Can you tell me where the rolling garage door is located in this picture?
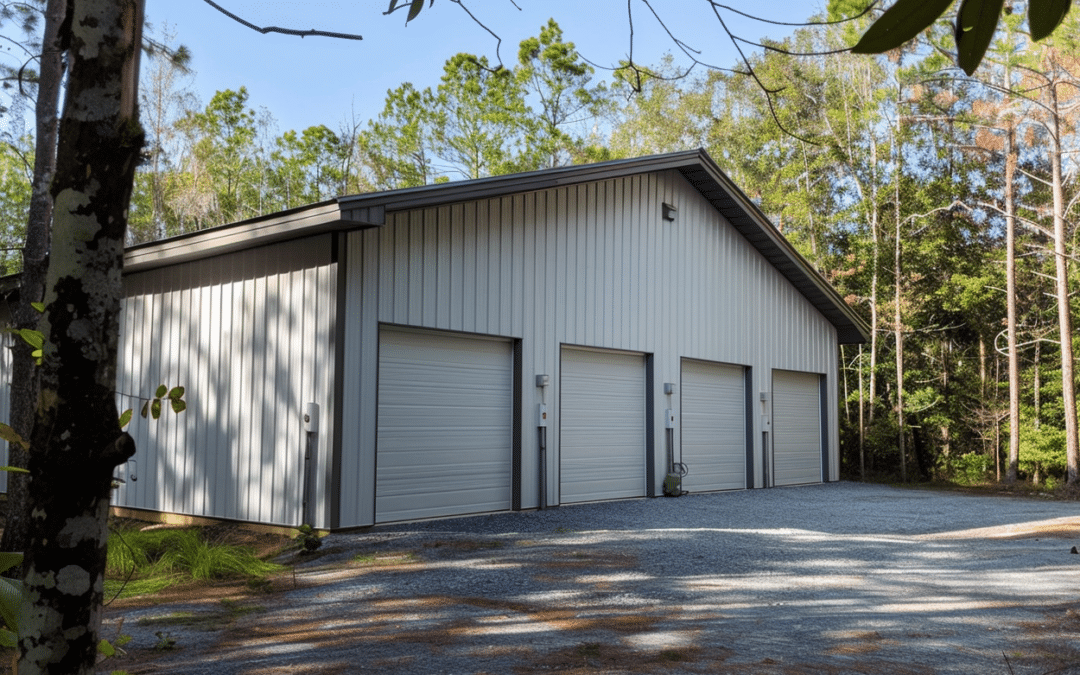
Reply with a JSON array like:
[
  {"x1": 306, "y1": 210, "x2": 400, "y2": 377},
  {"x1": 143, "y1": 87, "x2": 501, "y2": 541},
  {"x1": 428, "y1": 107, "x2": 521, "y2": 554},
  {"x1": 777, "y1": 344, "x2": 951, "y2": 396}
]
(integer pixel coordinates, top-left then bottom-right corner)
[
  {"x1": 560, "y1": 347, "x2": 646, "y2": 503},
  {"x1": 376, "y1": 328, "x2": 513, "y2": 523},
  {"x1": 680, "y1": 359, "x2": 746, "y2": 492},
  {"x1": 772, "y1": 370, "x2": 822, "y2": 486}
]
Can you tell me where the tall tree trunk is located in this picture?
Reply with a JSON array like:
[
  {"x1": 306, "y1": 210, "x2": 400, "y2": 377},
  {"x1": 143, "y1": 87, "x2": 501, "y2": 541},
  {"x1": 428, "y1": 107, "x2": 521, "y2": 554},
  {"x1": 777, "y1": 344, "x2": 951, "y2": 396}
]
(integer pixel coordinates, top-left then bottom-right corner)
[
  {"x1": 19, "y1": 1, "x2": 145, "y2": 673},
  {"x1": 1049, "y1": 84, "x2": 1079, "y2": 484},
  {"x1": 893, "y1": 125, "x2": 906, "y2": 483},
  {"x1": 2, "y1": 0, "x2": 66, "y2": 565},
  {"x1": 1005, "y1": 127, "x2": 1020, "y2": 483},
  {"x1": 869, "y1": 139, "x2": 879, "y2": 423}
]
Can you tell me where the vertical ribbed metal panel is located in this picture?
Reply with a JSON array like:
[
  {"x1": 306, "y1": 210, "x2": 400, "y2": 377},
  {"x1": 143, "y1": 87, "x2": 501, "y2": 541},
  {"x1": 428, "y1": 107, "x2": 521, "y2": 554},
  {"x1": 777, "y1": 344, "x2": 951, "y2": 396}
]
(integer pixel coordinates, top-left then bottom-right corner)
[
  {"x1": 113, "y1": 235, "x2": 336, "y2": 528},
  {"x1": 680, "y1": 359, "x2": 746, "y2": 492},
  {"x1": 772, "y1": 369, "x2": 823, "y2": 486},
  {"x1": 375, "y1": 327, "x2": 513, "y2": 522},
  {"x1": 559, "y1": 347, "x2": 646, "y2": 503},
  {"x1": 339, "y1": 169, "x2": 843, "y2": 527}
]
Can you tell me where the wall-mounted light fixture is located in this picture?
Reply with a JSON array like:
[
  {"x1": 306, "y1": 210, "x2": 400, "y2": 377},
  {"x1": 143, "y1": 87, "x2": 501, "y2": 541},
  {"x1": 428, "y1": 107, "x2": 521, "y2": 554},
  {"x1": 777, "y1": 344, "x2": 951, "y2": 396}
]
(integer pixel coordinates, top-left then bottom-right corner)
[{"x1": 662, "y1": 202, "x2": 677, "y2": 221}]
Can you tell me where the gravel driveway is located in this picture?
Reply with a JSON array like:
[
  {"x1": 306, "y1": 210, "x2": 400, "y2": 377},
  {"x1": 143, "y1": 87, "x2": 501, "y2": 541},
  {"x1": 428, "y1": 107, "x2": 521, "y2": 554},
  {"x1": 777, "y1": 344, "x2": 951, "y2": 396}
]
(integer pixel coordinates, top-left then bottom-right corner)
[{"x1": 106, "y1": 482, "x2": 1080, "y2": 674}]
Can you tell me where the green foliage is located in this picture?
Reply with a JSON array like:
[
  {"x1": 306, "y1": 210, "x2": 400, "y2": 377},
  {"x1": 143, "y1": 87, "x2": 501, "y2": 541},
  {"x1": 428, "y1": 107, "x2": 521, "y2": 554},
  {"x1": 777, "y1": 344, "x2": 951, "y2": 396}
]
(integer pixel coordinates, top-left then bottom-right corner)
[
  {"x1": 0, "y1": 138, "x2": 33, "y2": 275},
  {"x1": 0, "y1": 552, "x2": 23, "y2": 650},
  {"x1": 385, "y1": 0, "x2": 433, "y2": 24},
  {"x1": 946, "y1": 452, "x2": 994, "y2": 484},
  {"x1": 852, "y1": 0, "x2": 1073, "y2": 74},
  {"x1": 1019, "y1": 424, "x2": 1068, "y2": 478},
  {"x1": 106, "y1": 527, "x2": 281, "y2": 598},
  {"x1": 0, "y1": 423, "x2": 28, "y2": 452},
  {"x1": 294, "y1": 524, "x2": 322, "y2": 554},
  {"x1": 140, "y1": 384, "x2": 187, "y2": 420}
]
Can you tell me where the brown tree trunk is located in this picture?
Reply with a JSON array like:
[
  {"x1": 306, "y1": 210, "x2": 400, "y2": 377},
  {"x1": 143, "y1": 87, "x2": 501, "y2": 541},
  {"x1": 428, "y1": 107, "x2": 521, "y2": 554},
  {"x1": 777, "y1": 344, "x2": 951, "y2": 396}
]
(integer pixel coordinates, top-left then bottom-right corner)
[
  {"x1": 1, "y1": 0, "x2": 66, "y2": 566},
  {"x1": 1049, "y1": 84, "x2": 1079, "y2": 484},
  {"x1": 19, "y1": 1, "x2": 145, "y2": 673}
]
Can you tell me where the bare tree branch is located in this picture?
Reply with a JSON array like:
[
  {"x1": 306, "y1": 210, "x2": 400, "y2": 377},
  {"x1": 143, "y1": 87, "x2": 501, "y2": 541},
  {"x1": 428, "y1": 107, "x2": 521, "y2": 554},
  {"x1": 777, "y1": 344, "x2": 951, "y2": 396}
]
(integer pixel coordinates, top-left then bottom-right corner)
[
  {"x1": 201, "y1": 0, "x2": 363, "y2": 40},
  {"x1": 709, "y1": 1, "x2": 881, "y2": 27},
  {"x1": 449, "y1": 0, "x2": 505, "y2": 65}
]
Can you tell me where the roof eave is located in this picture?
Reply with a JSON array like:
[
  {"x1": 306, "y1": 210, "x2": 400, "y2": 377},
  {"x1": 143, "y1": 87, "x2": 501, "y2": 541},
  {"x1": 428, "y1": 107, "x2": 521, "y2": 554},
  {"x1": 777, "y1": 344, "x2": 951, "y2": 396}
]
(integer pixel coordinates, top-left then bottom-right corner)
[
  {"x1": 123, "y1": 200, "x2": 384, "y2": 273},
  {"x1": 675, "y1": 153, "x2": 870, "y2": 345}
]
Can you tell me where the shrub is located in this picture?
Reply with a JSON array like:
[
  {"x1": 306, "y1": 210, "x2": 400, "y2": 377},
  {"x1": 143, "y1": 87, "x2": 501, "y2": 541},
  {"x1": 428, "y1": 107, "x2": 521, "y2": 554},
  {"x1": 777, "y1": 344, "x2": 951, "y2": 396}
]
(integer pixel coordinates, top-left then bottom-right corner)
[
  {"x1": 947, "y1": 452, "x2": 992, "y2": 485},
  {"x1": 107, "y1": 527, "x2": 281, "y2": 588}
]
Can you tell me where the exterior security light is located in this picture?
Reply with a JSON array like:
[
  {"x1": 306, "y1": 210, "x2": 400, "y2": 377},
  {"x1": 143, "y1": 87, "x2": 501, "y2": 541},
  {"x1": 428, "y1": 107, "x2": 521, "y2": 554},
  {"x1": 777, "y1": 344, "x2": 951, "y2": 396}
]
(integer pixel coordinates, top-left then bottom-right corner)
[{"x1": 662, "y1": 202, "x2": 677, "y2": 221}]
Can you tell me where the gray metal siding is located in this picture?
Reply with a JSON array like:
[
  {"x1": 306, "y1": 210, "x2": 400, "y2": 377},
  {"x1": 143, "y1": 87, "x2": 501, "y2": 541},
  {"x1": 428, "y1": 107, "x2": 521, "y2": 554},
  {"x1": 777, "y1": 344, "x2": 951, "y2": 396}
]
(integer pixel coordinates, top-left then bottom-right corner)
[
  {"x1": 114, "y1": 236, "x2": 337, "y2": 528},
  {"x1": 340, "y1": 170, "x2": 840, "y2": 527}
]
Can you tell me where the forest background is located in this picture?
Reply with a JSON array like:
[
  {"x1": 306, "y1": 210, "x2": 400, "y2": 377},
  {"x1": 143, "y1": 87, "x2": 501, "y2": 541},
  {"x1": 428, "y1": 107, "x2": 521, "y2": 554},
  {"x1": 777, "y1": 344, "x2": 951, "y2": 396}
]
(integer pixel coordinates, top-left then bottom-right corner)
[{"x1": 1, "y1": 1, "x2": 1077, "y2": 489}]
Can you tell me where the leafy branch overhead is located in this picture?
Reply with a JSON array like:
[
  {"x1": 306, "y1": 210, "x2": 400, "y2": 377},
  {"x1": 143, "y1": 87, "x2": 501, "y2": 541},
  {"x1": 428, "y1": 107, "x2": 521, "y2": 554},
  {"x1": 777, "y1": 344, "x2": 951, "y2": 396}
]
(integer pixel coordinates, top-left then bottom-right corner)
[{"x1": 851, "y1": 0, "x2": 1072, "y2": 74}]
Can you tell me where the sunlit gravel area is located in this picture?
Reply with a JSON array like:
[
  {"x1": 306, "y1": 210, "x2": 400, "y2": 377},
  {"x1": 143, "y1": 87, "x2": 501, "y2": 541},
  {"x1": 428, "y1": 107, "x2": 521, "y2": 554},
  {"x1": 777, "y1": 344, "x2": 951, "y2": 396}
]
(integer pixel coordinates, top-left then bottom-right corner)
[{"x1": 106, "y1": 482, "x2": 1080, "y2": 674}]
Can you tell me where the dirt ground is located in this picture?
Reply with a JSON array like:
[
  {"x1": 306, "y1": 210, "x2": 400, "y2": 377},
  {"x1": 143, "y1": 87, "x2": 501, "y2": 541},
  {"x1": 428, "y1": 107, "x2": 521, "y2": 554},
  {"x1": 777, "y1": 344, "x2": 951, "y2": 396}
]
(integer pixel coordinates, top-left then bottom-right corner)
[{"x1": 91, "y1": 484, "x2": 1080, "y2": 675}]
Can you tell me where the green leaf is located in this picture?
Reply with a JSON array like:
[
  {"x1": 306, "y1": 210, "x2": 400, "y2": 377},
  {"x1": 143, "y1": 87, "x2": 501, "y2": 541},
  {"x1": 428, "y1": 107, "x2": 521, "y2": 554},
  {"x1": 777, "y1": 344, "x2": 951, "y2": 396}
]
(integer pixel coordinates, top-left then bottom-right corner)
[
  {"x1": 0, "y1": 423, "x2": 29, "y2": 451},
  {"x1": 141, "y1": 402, "x2": 149, "y2": 419},
  {"x1": 406, "y1": 0, "x2": 425, "y2": 22},
  {"x1": 0, "y1": 575, "x2": 23, "y2": 632},
  {"x1": 852, "y1": 0, "x2": 957, "y2": 53},
  {"x1": 151, "y1": 399, "x2": 162, "y2": 420},
  {"x1": 30, "y1": 302, "x2": 45, "y2": 313},
  {"x1": 119, "y1": 409, "x2": 133, "y2": 429},
  {"x1": 0, "y1": 467, "x2": 29, "y2": 474},
  {"x1": 17, "y1": 328, "x2": 43, "y2": 350},
  {"x1": 1030, "y1": 0, "x2": 1072, "y2": 40},
  {"x1": 98, "y1": 638, "x2": 116, "y2": 657},
  {"x1": 155, "y1": 384, "x2": 168, "y2": 399},
  {"x1": 170, "y1": 399, "x2": 187, "y2": 414},
  {"x1": 955, "y1": 0, "x2": 1005, "y2": 75},
  {"x1": 167, "y1": 386, "x2": 185, "y2": 401},
  {"x1": 0, "y1": 553, "x2": 23, "y2": 576},
  {"x1": 0, "y1": 628, "x2": 15, "y2": 649}
]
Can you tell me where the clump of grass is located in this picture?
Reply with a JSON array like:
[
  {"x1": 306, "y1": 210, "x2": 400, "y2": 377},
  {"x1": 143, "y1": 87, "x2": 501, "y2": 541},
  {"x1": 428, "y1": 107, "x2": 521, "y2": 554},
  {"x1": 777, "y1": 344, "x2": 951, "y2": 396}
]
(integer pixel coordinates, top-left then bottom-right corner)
[
  {"x1": 352, "y1": 551, "x2": 419, "y2": 567},
  {"x1": 106, "y1": 527, "x2": 281, "y2": 598}
]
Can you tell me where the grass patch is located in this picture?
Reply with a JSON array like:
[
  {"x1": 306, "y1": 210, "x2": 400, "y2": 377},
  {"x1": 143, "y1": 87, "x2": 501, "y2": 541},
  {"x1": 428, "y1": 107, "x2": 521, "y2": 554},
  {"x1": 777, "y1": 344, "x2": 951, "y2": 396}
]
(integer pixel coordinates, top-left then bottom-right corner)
[
  {"x1": 352, "y1": 551, "x2": 420, "y2": 567},
  {"x1": 106, "y1": 526, "x2": 282, "y2": 598}
]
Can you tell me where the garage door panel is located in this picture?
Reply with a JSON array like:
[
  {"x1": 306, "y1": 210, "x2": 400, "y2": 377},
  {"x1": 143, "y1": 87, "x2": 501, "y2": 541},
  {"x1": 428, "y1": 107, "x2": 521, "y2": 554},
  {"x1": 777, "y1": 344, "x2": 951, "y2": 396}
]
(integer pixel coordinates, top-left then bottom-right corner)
[
  {"x1": 680, "y1": 360, "x2": 746, "y2": 492},
  {"x1": 560, "y1": 348, "x2": 646, "y2": 504},
  {"x1": 773, "y1": 370, "x2": 822, "y2": 486},
  {"x1": 376, "y1": 328, "x2": 513, "y2": 523}
]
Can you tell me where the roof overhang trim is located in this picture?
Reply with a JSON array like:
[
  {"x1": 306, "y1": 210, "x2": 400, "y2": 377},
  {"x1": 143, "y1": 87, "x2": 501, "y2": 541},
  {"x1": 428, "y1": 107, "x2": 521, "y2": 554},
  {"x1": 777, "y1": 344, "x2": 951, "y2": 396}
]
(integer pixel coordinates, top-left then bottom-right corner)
[{"x1": 122, "y1": 201, "x2": 383, "y2": 273}]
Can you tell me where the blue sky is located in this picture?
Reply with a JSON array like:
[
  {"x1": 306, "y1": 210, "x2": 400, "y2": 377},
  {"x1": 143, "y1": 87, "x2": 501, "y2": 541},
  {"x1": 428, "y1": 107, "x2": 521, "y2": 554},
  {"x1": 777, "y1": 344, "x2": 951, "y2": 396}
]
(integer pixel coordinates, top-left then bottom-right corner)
[{"x1": 143, "y1": 1, "x2": 826, "y2": 135}]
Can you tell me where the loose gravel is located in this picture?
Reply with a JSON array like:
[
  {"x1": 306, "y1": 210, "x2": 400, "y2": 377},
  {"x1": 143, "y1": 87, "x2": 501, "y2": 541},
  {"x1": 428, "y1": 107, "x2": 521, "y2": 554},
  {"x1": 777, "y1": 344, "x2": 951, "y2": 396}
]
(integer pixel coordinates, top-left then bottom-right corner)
[{"x1": 105, "y1": 482, "x2": 1080, "y2": 674}]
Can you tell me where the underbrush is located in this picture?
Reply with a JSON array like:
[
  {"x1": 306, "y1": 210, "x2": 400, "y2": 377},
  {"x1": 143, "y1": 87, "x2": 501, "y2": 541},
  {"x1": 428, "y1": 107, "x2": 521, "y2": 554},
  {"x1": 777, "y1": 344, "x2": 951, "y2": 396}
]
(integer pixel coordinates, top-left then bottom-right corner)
[{"x1": 106, "y1": 527, "x2": 283, "y2": 599}]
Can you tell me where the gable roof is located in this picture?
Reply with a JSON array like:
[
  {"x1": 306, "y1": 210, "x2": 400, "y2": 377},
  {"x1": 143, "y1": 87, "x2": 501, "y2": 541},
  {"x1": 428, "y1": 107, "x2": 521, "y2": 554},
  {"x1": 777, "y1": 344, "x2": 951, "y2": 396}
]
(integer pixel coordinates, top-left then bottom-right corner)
[{"x1": 122, "y1": 148, "x2": 869, "y2": 343}]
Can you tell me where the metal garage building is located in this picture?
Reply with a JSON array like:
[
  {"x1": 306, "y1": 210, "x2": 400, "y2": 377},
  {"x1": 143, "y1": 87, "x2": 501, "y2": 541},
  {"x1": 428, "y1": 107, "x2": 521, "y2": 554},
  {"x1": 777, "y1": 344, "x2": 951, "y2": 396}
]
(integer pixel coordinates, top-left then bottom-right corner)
[{"x1": 0, "y1": 149, "x2": 868, "y2": 529}]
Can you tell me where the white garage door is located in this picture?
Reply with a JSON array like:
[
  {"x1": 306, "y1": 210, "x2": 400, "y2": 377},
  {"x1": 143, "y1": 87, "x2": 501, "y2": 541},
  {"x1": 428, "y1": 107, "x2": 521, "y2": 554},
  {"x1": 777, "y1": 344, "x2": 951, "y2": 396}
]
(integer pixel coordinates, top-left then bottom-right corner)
[
  {"x1": 376, "y1": 328, "x2": 513, "y2": 523},
  {"x1": 772, "y1": 370, "x2": 822, "y2": 486},
  {"x1": 680, "y1": 359, "x2": 746, "y2": 492},
  {"x1": 560, "y1": 347, "x2": 646, "y2": 503}
]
